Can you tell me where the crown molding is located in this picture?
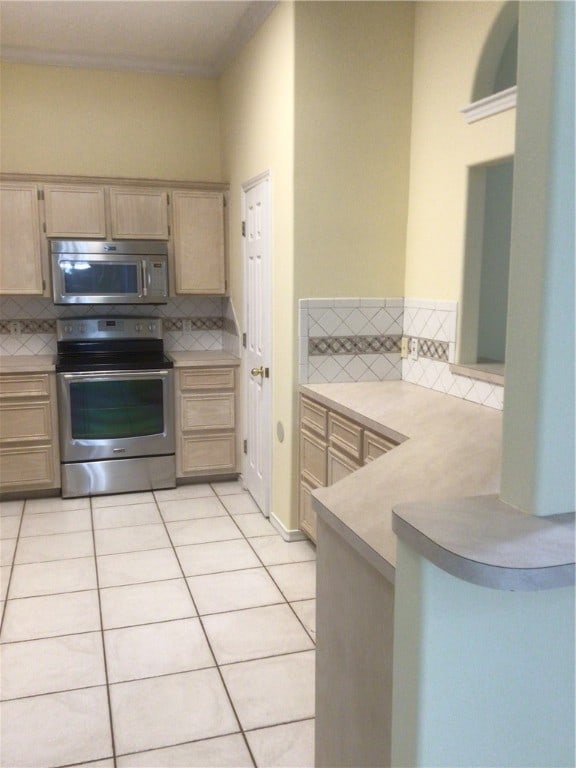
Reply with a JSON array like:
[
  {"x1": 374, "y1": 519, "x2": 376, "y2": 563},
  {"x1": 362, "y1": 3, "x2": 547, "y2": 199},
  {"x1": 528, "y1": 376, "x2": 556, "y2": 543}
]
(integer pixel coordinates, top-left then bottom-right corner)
[
  {"x1": 0, "y1": 47, "x2": 220, "y2": 78},
  {"x1": 460, "y1": 86, "x2": 517, "y2": 124}
]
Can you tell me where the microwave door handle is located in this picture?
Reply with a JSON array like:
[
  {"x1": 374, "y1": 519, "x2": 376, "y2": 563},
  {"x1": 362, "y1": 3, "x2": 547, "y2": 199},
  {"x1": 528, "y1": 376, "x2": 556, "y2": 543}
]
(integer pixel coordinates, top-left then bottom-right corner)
[{"x1": 141, "y1": 260, "x2": 148, "y2": 297}]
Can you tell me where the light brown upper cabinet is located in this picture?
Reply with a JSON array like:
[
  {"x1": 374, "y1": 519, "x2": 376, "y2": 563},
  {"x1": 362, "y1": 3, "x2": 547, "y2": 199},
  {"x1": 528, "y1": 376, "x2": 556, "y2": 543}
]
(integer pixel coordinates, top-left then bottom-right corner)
[
  {"x1": 43, "y1": 183, "x2": 107, "y2": 238},
  {"x1": 109, "y1": 187, "x2": 169, "y2": 239},
  {"x1": 0, "y1": 182, "x2": 45, "y2": 295},
  {"x1": 1, "y1": 174, "x2": 228, "y2": 297},
  {"x1": 172, "y1": 191, "x2": 226, "y2": 295},
  {"x1": 44, "y1": 184, "x2": 170, "y2": 240}
]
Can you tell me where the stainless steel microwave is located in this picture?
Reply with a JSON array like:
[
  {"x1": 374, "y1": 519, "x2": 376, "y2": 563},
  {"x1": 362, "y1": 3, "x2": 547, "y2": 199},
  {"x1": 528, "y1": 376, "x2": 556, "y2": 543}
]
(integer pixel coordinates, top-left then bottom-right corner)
[{"x1": 51, "y1": 240, "x2": 169, "y2": 305}]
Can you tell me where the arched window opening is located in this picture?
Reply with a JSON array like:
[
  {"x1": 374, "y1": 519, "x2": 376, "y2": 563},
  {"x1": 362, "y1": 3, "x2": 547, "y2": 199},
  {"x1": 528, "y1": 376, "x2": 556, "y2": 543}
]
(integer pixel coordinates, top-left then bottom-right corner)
[{"x1": 472, "y1": 2, "x2": 518, "y2": 102}]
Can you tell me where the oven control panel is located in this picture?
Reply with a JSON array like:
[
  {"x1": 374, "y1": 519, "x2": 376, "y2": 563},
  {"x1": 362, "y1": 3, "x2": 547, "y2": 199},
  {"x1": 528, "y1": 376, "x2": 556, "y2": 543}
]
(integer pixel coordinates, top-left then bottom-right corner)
[{"x1": 57, "y1": 317, "x2": 163, "y2": 341}]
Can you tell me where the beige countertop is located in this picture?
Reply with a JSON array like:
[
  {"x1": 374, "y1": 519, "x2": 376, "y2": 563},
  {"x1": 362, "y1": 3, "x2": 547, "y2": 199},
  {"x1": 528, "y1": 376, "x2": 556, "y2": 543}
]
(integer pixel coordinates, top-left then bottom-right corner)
[
  {"x1": 393, "y1": 495, "x2": 575, "y2": 591},
  {"x1": 304, "y1": 381, "x2": 502, "y2": 584},
  {"x1": 168, "y1": 351, "x2": 240, "y2": 367},
  {"x1": 0, "y1": 355, "x2": 56, "y2": 373},
  {"x1": 306, "y1": 381, "x2": 574, "y2": 590}
]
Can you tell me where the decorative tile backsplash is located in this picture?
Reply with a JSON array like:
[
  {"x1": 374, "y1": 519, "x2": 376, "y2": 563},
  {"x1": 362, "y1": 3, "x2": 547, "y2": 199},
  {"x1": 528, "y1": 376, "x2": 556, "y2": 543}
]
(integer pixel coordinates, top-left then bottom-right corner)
[
  {"x1": 401, "y1": 299, "x2": 504, "y2": 410},
  {"x1": 299, "y1": 298, "x2": 404, "y2": 384},
  {"x1": 0, "y1": 295, "x2": 236, "y2": 355},
  {"x1": 299, "y1": 297, "x2": 504, "y2": 410},
  {"x1": 2, "y1": 292, "x2": 503, "y2": 410}
]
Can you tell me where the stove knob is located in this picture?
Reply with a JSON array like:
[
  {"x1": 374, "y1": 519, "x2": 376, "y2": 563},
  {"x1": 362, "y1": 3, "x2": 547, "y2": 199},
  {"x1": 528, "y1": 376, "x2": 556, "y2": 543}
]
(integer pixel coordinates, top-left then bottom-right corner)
[
  {"x1": 64, "y1": 323, "x2": 73, "y2": 335},
  {"x1": 148, "y1": 323, "x2": 155, "y2": 333},
  {"x1": 79, "y1": 323, "x2": 86, "y2": 333},
  {"x1": 135, "y1": 323, "x2": 142, "y2": 332}
]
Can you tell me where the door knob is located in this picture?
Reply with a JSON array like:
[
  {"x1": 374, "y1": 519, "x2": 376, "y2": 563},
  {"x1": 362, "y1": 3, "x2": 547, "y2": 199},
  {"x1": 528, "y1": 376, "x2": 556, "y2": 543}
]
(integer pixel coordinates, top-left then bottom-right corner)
[{"x1": 251, "y1": 366, "x2": 264, "y2": 377}]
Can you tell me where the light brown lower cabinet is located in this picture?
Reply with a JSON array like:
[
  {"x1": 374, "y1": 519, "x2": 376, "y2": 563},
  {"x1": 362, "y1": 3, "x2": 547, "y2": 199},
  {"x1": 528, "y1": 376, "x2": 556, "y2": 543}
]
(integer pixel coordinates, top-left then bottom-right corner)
[
  {"x1": 299, "y1": 478, "x2": 321, "y2": 541},
  {"x1": 0, "y1": 372, "x2": 60, "y2": 493},
  {"x1": 327, "y1": 447, "x2": 362, "y2": 485},
  {"x1": 298, "y1": 394, "x2": 398, "y2": 541},
  {"x1": 176, "y1": 366, "x2": 237, "y2": 479}
]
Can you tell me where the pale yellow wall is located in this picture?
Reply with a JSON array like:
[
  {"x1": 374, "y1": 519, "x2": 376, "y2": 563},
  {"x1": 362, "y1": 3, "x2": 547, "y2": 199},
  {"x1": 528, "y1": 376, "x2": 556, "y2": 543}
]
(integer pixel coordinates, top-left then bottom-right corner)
[
  {"x1": 219, "y1": 2, "x2": 296, "y2": 530},
  {"x1": 0, "y1": 62, "x2": 222, "y2": 181},
  {"x1": 404, "y1": 1, "x2": 515, "y2": 301},
  {"x1": 294, "y1": 1, "x2": 414, "y2": 299}
]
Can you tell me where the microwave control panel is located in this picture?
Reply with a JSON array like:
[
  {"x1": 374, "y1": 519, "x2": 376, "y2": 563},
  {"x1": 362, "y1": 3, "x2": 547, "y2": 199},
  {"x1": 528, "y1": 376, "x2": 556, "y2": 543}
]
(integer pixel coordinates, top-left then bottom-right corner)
[{"x1": 148, "y1": 260, "x2": 168, "y2": 296}]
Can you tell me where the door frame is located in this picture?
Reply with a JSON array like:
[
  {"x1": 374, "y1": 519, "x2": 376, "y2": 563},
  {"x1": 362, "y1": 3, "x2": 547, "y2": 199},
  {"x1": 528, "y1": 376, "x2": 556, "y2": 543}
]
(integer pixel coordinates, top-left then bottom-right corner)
[{"x1": 241, "y1": 170, "x2": 272, "y2": 516}]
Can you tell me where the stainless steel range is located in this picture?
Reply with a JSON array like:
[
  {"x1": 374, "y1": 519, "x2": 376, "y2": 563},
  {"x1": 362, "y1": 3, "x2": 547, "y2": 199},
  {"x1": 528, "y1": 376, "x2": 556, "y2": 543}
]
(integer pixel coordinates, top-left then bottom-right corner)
[{"x1": 56, "y1": 316, "x2": 175, "y2": 498}]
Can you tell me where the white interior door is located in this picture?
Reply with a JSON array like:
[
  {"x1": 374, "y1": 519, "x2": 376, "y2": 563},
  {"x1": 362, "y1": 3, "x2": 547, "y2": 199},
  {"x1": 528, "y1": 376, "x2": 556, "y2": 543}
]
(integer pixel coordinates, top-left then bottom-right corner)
[{"x1": 242, "y1": 173, "x2": 272, "y2": 516}]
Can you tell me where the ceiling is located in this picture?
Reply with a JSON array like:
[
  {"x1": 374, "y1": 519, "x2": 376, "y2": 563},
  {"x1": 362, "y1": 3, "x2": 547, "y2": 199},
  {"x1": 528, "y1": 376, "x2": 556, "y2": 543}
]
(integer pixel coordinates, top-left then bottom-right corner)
[{"x1": 0, "y1": 1, "x2": 278, "y2": 78}]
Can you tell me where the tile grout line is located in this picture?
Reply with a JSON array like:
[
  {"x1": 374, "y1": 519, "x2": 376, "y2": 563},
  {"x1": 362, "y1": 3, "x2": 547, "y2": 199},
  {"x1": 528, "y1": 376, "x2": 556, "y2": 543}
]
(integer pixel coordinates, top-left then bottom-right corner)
[
  {"x1": 206, "y1": 487, "x2": 317, "y2": 752},
  {"x1": 194, "y1": 486, "x2": 317, "y2": 644},
  {"x1": 236, "y1": 509, "x2": 317, "y2": 646},
  {"x1": 89, "y1": 496, "x2": 119, "y2": 768},
  {"x1": 0, "y1": 500, "x2": 26, "y2": 638},
  {"x1": 0, "y1": 488, "x2": 316, "y2": 764},
  {"x1": 153, "y1": 486, "x2": 259, "y2": 768}
]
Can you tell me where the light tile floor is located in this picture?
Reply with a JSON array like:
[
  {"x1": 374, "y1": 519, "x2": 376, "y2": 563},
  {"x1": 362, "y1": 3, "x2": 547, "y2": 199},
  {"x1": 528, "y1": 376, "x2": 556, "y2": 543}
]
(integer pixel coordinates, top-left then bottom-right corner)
[{"x1": 0, "y1": 482, "x2": 317, "y2": 768}]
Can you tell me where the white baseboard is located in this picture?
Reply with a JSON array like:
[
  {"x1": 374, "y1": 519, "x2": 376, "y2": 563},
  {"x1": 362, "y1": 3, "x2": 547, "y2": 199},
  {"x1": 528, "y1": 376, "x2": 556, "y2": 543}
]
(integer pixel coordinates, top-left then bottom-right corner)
[{"x1": 269, "y1": 512, "x2": 308, "y2": 542}]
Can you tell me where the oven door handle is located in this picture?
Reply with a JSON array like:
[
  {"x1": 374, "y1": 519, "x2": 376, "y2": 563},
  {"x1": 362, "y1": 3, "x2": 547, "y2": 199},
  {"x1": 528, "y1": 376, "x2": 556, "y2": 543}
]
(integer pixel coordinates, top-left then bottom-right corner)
[
  {"x1": 59, "y1": 370, "x2": 172, "y2": 382},
  {"x1": 141, "y1": 260, "x2": 148, "y2": 297}
]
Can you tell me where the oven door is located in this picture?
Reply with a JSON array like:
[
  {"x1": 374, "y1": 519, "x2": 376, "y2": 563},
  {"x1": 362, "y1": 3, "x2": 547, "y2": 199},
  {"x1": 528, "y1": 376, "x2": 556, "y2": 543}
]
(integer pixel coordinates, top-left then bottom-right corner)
[{"x1": 58, "y1": 369, "x2": 174, "y2": 462}]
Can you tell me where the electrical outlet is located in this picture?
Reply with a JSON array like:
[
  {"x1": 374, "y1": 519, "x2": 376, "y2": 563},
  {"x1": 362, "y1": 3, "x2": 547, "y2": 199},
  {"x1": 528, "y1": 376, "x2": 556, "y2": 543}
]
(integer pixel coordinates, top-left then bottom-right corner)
[
  {"x1": 409, "y1": 337, "x2": 419, "y2": 360},
  {"x1": 400, "y1": 336, "x2": 409, "y2": 358},
  {"x1": 7, "y1": 321, "x2": 21, "y2": 336}
]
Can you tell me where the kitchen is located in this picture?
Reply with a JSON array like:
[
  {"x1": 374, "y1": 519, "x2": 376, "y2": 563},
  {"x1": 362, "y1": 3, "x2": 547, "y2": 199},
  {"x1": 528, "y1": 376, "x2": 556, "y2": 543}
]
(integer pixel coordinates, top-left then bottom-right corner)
[{"x1": 1, "y1": 1, "x2": 574, "y2": 767}]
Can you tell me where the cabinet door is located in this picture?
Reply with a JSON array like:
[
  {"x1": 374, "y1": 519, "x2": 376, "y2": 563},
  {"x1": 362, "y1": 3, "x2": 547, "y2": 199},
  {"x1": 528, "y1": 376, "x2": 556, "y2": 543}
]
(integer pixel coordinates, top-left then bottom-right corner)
[
  {"x1": 328, "y1": 412, "x2": 363, "y2": 461},
  {"x1": 44, "y1": 184, "x2": 107, "y2": 238},
  {"x1": 300, "y1": 429, "x2": 328, "y2": 487},
  {"x1": 0, "y1": 401, "x2": 52, "y2": 442},
  {"x1": 180, "y1": 393, "x2": 235, "y2": 431},
  {"x1": 0, "y1": 182, "x2": 44, "y2": 295},
  {"x1": 363, "y1": 430, "x2": 397, "y2": 463},
  {"x1": 301, "y1": 397, "x2": 328, "y2": 439},
  {"x1": 0, "y1": 444, "x2": 55, "y2": 489},
  {"x1": 110, "y1": 187, "x2": 169, "y2": 239},
  {"x1": 180, "y1": 433, "x2": 235, "y2": 475},
  {"x1": 299, "y1": 479, "x2": 318, "y2": 542},
  {"x1": 172, "y1": 191, "x2": 225, "y2": 295},
  {"x1": 179, "y1": 367, "x2": 234, "y2": 391},
  {"x1": 0, "y1": 373, "x2": 50, "y2": 398},
  {"x1": 327, "y1": 447, "x2": 362, "y2": 485}
]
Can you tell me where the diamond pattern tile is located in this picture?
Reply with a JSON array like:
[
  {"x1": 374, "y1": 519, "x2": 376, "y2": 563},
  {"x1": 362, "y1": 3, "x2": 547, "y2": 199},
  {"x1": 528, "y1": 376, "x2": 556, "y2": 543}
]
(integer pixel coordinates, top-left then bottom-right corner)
[
  {"x1": 300, "y1": 298, "x2": 405, "y2": 385},
  {"x1": 0, "y1": 295, "x2": 229, "y2": 357}
]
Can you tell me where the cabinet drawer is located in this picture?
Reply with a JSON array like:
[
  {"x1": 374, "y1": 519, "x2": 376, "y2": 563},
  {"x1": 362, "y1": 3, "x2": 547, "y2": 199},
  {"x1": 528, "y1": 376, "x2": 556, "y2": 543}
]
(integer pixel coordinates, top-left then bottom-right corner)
[
  {"x1": 363, "y1": 430, "x2": 397, "y2": 463},
  {"x1": 299, "y1": 478, "x2": 319, "y2": 542},
  {"x1": 301, "y1": 397, "x2": 328, "y2": 438},
  {"x1": 328, "y1": 412, "x2": 362, "y2": 461},
  {"x1": 0, "y1": 444, "x2": 55, "y2": 488},
  {"x1": 300, "y1": 429, "x2": 327, "y2": 487},
  {"x1": 179, "y1": 368, "x2": 235, "y2": 391},
  {"x1": 180, "y1": 433, "x2": 235, "y2": 475},
  {"x1": 0, "y1": 374, "x2": 50, "y2": 399},
  {"x1": 0, "y1": 401, "x2": 52, "y2": 442},
  {"x1": 180, "y1": 393, "x2": 235, "y2": 431},
  {"x1": 327, "y1": 447, "x2": 362, "y2": 485}
]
